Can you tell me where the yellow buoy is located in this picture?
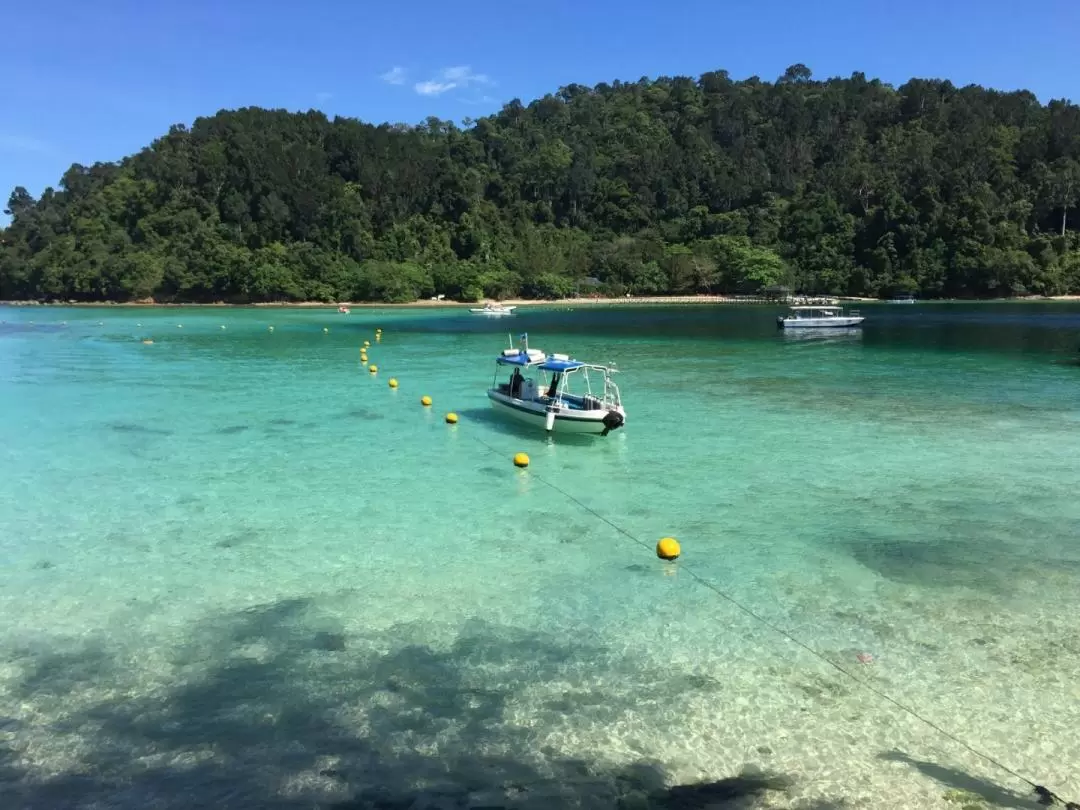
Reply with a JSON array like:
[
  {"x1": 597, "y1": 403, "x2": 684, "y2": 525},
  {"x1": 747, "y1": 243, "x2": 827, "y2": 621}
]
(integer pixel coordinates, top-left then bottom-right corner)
[
  {"x1": 513, "y1": 452, "x2": 530, "y2": 469},
  {"x1": 220, "y1": 325, "x2": 226, "y2": 330},
  {"x1": 323, "y1": 327, "x2": 329, "y2": 333},
  {"x1": 389, "y1": 378, "x2": 398, "y2": 388},
  {"x1": 376, "y1": 328, "x2": 382, "y2": 333},
  {"x1": 421, "y1": 395, "x2": 432, "y2": 407},
  {"x1": 656, "y1": 537, "x2": 681, "y2": 561},
  {"x1": 445, "y1": 412, "x2": 458, "y2": 424},
  {"x1": 368, "y1": 364, "x2": 378, "y2": 373},
  {"x1": 268, "y1": 326, "x2": 274, "y2": 332},
  {"x1": 141, "y1": 339, "x2": 154, "y2": 345},
  {"x1": 363, "y1": 340, "x2": 370, "y2": 348}
]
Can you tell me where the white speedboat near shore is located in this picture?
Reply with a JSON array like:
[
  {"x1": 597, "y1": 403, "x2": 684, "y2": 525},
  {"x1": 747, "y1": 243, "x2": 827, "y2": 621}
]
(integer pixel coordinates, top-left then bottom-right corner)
[
  {"x1": 470, "y1": 303, "x2": 517, "y2": 315},
  {"x1": 777, "y1": 305, "x2": 864, "y2": 329},
  {"x1": 487, "y1": 334, "x2": 625, "y2": 436}
]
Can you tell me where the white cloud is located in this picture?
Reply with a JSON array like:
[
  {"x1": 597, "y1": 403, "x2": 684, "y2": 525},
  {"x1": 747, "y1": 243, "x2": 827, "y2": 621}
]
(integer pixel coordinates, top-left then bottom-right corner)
[
  {"x1": 440, "y1": 65, "x2": 490, "y2": 86},
  {"x1": 415, "y1": 80, "x2": 456, "y2": 96},
  {"x1": 0, "y1": 134, "x2": 49, "y2": 153},
  {"x1": 413, "y1": 66, "x2": 492, "y2": 96},
  {"x1": 380, "y1": 66, "x2": 407, "y2": 85}
]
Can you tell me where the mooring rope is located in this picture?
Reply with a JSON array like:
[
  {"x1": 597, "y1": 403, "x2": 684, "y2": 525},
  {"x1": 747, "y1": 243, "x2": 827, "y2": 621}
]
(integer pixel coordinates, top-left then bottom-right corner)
[{"x1": 465, "y1": 431, "x2": 1076, "y2": 809}]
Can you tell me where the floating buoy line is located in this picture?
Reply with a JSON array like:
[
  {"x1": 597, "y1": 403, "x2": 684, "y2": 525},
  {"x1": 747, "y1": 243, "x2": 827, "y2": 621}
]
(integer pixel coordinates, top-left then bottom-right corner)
[{"x1": 357, "y1": 324, "x2": 1074, "y2": 810}]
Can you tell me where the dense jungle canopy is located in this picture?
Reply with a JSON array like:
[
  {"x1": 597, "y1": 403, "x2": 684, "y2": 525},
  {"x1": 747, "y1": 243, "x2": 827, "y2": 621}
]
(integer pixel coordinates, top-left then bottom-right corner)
[{"x1": 2, "y1": 64, "x2": 1079, "y2": 303}]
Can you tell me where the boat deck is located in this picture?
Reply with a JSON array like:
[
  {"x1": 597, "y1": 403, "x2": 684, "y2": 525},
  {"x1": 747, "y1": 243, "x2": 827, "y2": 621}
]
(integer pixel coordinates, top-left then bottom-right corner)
[{"x1": 494, "y1": 385, "x2": 602, "y2": 412}]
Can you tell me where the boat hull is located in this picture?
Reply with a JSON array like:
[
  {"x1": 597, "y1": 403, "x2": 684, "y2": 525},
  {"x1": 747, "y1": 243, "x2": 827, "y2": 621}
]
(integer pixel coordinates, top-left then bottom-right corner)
[
  {"x1": 486, "y1": 390, "x2": 623, "y2": 435},
  {"x1": 778, "y1": 316, "x2": 865, "y2": 328}
]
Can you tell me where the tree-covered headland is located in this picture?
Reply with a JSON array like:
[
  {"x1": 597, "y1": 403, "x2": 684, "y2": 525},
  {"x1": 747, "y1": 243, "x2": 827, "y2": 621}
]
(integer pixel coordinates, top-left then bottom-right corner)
[{"x1": 3, "y1": 65, "x2": 1079, "y2": 303}]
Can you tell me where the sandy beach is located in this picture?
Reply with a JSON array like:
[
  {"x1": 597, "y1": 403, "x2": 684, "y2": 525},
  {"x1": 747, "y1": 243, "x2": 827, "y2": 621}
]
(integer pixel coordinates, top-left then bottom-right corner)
[
  {"x1": 7, "y1": 293, "x2": 1078, "y2": 308},
  {"x1": 0, "y1": 295, "x2": 791, "y2": 308}
]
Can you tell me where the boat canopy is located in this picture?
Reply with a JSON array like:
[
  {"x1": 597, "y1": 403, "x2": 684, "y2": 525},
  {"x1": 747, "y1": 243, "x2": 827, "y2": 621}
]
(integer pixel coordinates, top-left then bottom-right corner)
[
  {"x1": 790, "y1": 305, "x2": 842, "y2": 311},
  {"x1": 496, "y1": 349, "x2": 546, "y2": 367},
  {"x1": 540, "y1": 357, "x2": 586, "y2": 372}
]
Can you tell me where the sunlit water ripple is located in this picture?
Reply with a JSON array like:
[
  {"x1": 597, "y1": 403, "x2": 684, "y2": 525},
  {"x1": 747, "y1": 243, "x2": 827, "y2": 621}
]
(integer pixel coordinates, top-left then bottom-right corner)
[{"x1": 0, "y1": 303, "x2": 1077, "y2": 809}]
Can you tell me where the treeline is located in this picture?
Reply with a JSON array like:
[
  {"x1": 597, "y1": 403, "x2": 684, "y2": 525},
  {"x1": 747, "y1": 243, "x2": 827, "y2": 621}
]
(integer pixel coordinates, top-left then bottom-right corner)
[{"x1": 2, "y1": 64, "x2": 1080, "y2": 303}]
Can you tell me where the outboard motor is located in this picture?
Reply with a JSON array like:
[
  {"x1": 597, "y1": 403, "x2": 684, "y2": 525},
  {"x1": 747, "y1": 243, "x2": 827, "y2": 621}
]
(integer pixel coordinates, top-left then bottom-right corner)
[{"x1": 600, "y1": 410, "x2": 625, "y2": 436}]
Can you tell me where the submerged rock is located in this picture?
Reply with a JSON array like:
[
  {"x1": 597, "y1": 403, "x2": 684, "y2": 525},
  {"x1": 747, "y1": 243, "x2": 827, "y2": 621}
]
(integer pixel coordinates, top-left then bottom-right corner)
[{"x1": 313, "y1": 631, "x2": 347, "y2": 651}]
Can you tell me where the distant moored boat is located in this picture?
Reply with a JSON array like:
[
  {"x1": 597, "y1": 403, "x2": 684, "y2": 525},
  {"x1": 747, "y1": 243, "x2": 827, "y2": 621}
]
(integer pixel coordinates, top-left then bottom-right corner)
[
  {"x1": 470, "y1": 303, "x2": 517, "y2": 316},
  {"x1": 777, "y1": 305, "x2": 865, "y2": 329}
]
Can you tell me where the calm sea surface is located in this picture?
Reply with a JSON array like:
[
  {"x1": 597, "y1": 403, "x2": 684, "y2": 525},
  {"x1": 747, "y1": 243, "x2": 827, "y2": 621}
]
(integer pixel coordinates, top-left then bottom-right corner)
[{"x1": 1, "y1": 303, "x2": 1078, "y2": 809}]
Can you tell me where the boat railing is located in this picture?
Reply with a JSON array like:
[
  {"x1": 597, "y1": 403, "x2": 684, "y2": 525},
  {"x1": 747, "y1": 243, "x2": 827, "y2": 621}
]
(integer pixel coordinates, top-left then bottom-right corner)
[
  {"x1": 602, "y1": 377, "x2": 622, "y2": 409},
  {"x1": 785, "y1": 307, "x2": 857, "y2": 318}
]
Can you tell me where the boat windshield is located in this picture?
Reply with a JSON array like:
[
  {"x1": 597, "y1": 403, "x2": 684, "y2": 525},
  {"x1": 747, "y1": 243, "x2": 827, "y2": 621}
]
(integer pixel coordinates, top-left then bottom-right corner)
[
  {"x1": 787, "y1": 306, "x2": 843, "y2": 316},
  {"x1": 491, "y1": 361, "x2": 621, "y2": 409},
  {"x1": 540, "y1": 365, "x2": 620, "y2": 408}
]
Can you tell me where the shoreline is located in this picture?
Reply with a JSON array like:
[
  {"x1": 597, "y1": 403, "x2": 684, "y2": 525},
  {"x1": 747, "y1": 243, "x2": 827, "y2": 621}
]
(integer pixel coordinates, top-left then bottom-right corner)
[{"x1": 3, "y1": 293, "x2": 1080, "y2": 309}]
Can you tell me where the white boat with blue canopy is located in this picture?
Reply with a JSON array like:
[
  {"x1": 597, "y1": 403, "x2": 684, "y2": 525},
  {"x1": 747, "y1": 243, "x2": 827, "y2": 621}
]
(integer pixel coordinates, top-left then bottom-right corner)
[
  {"x1": 487, "y1": 334, "x2": 626, "y2": 436},
  {"x1": 777, "y1": 305, "x2": 864, "y2": 329}
]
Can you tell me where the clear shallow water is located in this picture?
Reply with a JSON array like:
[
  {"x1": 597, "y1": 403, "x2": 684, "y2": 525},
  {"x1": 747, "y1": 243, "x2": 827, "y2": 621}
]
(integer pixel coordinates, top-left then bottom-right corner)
[{"x1": 1, "y1": 303, "x2": 1078, "y2": 809}]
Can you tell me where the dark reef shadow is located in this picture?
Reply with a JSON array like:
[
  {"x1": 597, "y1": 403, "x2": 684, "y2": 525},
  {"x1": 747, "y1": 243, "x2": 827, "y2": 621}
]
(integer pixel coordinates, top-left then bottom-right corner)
[
  {"x1": 846, "y1": 533, "x2": 1015, "y2": 593},
  {"x1": 342, "y1": 408, "x2": 385, "y2": 421},
  {"x1": 878, "y1": 751, "x2": 1043, "y2": 809},
  {"x1": 107, "y1": 422, "x2": 173, "y2": 437},
  {"x1": 214, "y1": 527, "x2": 260, "y2": 549},
  {"x1": 0, "y1": 597, "x2": 811, "y2": 809}
]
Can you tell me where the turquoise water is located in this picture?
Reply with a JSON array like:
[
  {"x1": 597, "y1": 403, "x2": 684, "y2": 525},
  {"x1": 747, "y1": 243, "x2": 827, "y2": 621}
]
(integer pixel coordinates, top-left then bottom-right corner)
[{"x1": 1, "y1": 303, "x2": 1078, "y2": 809}]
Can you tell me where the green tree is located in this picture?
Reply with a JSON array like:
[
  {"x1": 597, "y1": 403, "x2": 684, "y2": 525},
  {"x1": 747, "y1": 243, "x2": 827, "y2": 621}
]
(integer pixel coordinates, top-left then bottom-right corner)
[{"x1": 3, "y1": 67, "x2": 1080, "y2": 302}]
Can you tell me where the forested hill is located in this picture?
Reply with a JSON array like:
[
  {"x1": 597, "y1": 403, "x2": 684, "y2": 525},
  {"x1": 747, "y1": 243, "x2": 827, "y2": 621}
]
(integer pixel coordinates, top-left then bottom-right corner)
[{"x1": 3, "y1": 65, "x2": 1080, "y2": 303}]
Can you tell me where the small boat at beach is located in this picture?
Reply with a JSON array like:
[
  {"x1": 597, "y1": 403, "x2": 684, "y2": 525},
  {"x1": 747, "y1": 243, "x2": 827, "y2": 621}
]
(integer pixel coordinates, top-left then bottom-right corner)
[
  {"x1": 338, "y1": 306, "x2": 350, "y2": 314},
  {"x1": 470, "y1": 303, "x2": 517, "y2": 315},
  {"x1": 777, "y1": 305, "x2": 864, "y2": 329},
  {"x1": 887, "y1": 293, "x2": 916, "y2": 304},
  {"x1": 487, "y1": 334, "x2": 625, "y2": 436}
]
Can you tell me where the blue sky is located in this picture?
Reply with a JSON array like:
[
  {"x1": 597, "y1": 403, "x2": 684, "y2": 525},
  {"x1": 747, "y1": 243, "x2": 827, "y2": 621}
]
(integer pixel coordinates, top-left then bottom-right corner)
[{"x1": 2, "y1": 0, "x2": 1078, "y2": 211}]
